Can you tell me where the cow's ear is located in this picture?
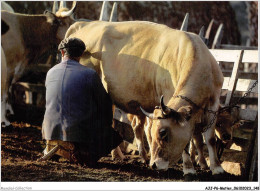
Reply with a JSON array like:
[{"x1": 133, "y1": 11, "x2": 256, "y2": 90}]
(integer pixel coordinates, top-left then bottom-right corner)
[
  {"x1": 178, "y1": 106, "x2": 192, "y2": 121},
  {"x1": 45, "y1": 11, "x2": 57, "y2": 24}
]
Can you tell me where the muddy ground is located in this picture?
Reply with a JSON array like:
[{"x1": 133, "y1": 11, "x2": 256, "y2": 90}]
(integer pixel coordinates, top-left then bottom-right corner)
[{"x1": 1, "y1": 111, "x2": 246, "y2": 182}]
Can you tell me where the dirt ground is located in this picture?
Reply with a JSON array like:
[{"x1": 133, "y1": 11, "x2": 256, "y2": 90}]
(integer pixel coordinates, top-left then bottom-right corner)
[{"x1": 1, "y1": 115, "x2": 246, "y2": 182}]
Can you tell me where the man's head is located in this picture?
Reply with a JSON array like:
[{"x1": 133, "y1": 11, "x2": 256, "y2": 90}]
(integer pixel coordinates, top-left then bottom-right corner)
[{"x1": 58, "y1": 37, "x2": 86, "y2": 59}]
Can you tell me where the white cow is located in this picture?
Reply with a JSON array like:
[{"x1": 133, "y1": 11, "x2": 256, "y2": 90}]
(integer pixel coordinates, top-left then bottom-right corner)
[{"x1": 64, "y1": 20, "x2": 224, "y2": 176}]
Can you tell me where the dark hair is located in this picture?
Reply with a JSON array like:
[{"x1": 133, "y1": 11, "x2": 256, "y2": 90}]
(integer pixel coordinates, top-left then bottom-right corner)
[{"x1": 58, "y1": 37, "x2": 86, "y2": 57}]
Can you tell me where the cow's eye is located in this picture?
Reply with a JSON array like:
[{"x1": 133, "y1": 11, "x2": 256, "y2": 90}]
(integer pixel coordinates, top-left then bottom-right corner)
[{"x1": 159, "y1": 129, "x2": 168, "y2": 141}]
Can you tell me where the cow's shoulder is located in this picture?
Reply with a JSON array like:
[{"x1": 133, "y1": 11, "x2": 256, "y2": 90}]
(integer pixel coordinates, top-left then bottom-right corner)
[{"x1": 65, "y1": 21, "x2": 90, "y2": 38}]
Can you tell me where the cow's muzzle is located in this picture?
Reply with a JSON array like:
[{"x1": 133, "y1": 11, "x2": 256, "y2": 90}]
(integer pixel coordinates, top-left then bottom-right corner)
[{"x1": 150, "y1": 158, "x2": 169, "y2": 171}]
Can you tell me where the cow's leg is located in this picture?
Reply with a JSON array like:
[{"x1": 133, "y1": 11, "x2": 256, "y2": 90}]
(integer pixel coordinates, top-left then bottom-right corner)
[
  {"x1": 144, "y1": 117, "x2": 152, "y2": 154},
  {"x1": 132, "y1": 115, "x2": 148, "y2": 163},
  {"x1": 7, "y1": 86, "x2": 14, "y2": 115},
  {"x1": 192, "y1": 133, "x2": 208, "y2": 169},
  {"x1": 182, "y1": 143, "x2": 196, "y2": 176},
  {"x1": 189, "y1": 139, "x2": 196, "y2": 166},
  {"x1": 111, "y1": 105, "x2": 126, "y2": 161},
  {"x1": 203, "y1": 105, "x2": 224, "y2": 175},
  {"x1": 1, "y1": 93, "x2": 11, "y2": 127},
  {"x1": 5, "y1": 100, "x2": 14, "y2": 115},
  {"x1": 111, "y1": 145, "x2": 126, "y2": 160}
]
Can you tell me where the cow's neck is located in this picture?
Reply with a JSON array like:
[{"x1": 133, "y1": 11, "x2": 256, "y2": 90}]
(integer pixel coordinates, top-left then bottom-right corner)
[
  {"x1": 18, "y1": 14, "x2": 57, "y2": 64},
  {"x1": 167, "y1": 96, "x2": 190, "y2": 111},
  {"x1": 168, "y1": 94, "x2": 206, "y2": 112}
]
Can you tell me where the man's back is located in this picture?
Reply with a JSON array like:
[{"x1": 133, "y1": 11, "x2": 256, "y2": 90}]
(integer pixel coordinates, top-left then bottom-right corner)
[{"x1": 42, "y1": 59, "x2": 113, "y2": 143}]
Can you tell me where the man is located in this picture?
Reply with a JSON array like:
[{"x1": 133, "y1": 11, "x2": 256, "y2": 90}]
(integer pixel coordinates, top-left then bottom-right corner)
[{"x1": 42, "y1": 37, "x2": 122, "y2": 166}]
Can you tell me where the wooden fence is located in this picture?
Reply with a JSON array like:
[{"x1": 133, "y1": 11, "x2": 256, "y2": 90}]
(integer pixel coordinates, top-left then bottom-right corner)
[{"x1": 210, "y1": 49, "x2": 258, "y2": 180}]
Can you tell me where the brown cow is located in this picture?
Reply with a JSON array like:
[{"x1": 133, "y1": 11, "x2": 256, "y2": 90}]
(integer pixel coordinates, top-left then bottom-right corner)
[{"x1": 1, "y1": 2, "x2": 78, "y2": 126}]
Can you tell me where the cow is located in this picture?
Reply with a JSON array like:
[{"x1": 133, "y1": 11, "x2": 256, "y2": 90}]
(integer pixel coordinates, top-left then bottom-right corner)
[
  {"x1": 111, "y1": 18, "x2": 212, "y2": 163},
  {"x1": 215, "y1": 105, "x2": 242, "y2": 159},
  {"x1": 215, "y1": 105, "x2": 240, "y2": 144},
  {"x1": 1, "y1": 1, "x2": 80, "y2": 126},
  {"x1": 111, "y1": 13, "x2": 191, "y2": 163},
  {"x1": 64, "y1": 20, "x2": 225, "y2": 176}
]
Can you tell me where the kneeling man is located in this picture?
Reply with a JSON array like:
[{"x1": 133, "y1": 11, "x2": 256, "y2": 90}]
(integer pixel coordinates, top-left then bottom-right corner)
[{"x1": 41, "y1": 37, "x2": 122, "y2": 166}]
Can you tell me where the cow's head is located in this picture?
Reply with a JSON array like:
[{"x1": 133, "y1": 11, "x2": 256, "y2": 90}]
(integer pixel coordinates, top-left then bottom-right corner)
[
  {"x1": 44, "y1": 1, "x2": 78, "y2": 43},
  {"x1": 216, "y1": 105, "x2": 241, "y2": 143},
  {"x1": 141, "y1": 96, "x2": 193, "y2": 170}
]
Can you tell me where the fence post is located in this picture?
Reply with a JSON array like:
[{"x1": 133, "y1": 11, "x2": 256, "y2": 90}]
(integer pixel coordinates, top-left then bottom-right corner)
[{"x1": 245, "y1": 114, "x2": 258, "y2": 181}]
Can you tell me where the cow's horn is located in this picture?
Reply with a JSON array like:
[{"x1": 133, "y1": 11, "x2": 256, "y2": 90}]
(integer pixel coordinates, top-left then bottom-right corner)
[
  {"x1": 180, "y1": 13, "x2": 189, "y2": 31},
  {"x1": 140, "y1": 107, "x2": 157, "y2": 120},
  {"x1": 205, "y1": 19, "x2": 215, "y2": 39},
  {"x1": 199, "y1": 26, "x2": 207, "y2": 44},
  {"x1": 59, "y1": 1, "x2": 66, "y2": 9},
  {"x1": 160, "y1": 95, "x2": 172, "y2": 116},
  {"x1": 99, "y1": 1, "x2": 109, "y2": 21},
  {"x1": 60, "y1": 1, "x2": 77, "y2": 17},
  {"x1": 109, "y1": 2, "x2": 118, "y2": 22},
  {"x1": 199, "y1": 26, "x2": 205, "y2": 39},
  {"x1": 52, "y1": 1, "x2": 59, "y2": 13}
]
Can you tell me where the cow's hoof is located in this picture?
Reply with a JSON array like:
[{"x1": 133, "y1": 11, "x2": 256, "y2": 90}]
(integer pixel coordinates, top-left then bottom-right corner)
[
  {"x1": 212, "y1": 166, "x2": 225, "y2": 175},
  {"x1": 1, "y1": 122, "x2": 12, "y2": 128},
  {"x1": 1, "y1": 122, "x2": 6, "y2": 128},
  {"x1": 184, "y1": 173, "x2": 197, "y2": 181}
]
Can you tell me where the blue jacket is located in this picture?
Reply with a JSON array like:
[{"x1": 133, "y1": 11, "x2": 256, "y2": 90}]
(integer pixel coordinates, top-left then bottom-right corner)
[{"x1": 42, "y1": 59, "x2": 115, "y2": 144}]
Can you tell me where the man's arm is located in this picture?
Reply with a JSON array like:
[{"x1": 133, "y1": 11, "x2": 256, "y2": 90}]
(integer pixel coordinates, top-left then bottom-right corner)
[{"x1": 92, "y1": 72, "x2": 113, "y2": 123}]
